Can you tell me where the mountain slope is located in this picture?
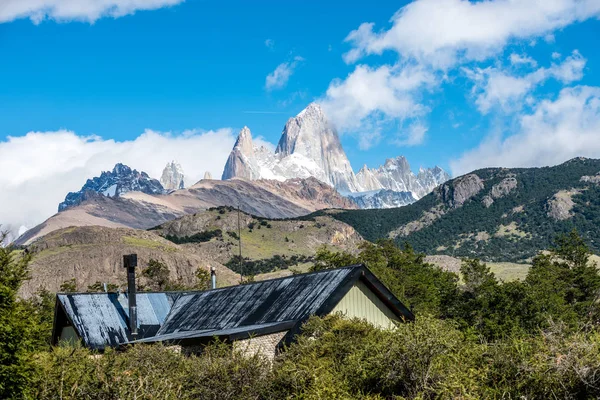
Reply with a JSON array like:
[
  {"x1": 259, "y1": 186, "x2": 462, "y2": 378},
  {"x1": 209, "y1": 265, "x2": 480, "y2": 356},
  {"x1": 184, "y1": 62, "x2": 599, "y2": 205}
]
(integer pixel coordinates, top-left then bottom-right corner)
[
  {"x1": 18, "y1": 225, "x2": 240, "y2": 297},
  {"x1": 17, "y1": 176, "x2": 356, "y2": 245},
  {"x1": 19, "y1": 208, "x2": 364, "y2": 296},
  {"x1": 151, "y1": 206, "x2": 363, "y2": 274},
  {"x1": 316, "y1": 157, "x2": 600, "y2": 262}
]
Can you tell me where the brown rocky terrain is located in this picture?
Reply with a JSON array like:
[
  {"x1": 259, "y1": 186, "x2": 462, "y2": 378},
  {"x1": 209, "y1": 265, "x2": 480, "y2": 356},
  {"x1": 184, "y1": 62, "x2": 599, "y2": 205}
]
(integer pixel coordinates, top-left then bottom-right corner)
[
  {"x1": 19, "y1": 226, "x2": 240, "y2": 298},
  {"x1": 152, "y1": 207, "x2": 364, "y2": 266},
  {"x1": 20, "y1": 208, "x2": 364, "y2": 297}
]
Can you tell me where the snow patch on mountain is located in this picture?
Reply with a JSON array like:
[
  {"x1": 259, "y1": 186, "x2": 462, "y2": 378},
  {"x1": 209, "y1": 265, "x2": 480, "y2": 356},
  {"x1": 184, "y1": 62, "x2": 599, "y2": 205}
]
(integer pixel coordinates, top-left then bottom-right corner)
[
  {"x1": 58, "y1": 163, "x2": 165, "y2": 211},
  {"x1": 348, "y1": 189, "x2": 417, "y2": 209}
]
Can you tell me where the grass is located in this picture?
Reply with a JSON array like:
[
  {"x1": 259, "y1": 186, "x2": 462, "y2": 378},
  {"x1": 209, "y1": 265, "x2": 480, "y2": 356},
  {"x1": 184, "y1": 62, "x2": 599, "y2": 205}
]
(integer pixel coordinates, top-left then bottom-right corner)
[
  {"x1": 488, "y1": 262, "x2": 531, "y2": 282},
  {"x1": 223, "y1": 221, "x2": 326, "y2": 260},
  {"x1": 33, "y1": 244, "x2": 96, "y2": 261}
]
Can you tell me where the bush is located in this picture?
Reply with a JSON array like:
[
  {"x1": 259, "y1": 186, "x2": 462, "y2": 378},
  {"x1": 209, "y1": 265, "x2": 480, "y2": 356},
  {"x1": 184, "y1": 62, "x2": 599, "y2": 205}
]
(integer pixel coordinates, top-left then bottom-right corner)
[
  {"x1": 32, "y1": 343, "x2": 272, "y2": 400},
  {"x1": 164, "y1": 229, "x2": 222, "y2": 244}
]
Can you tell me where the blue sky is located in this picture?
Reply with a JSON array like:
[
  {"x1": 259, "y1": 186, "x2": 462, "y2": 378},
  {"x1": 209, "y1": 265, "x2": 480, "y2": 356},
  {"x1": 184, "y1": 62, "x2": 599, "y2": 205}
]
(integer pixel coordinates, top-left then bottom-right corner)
[
  {"x1": 1, "y1": 0, "x2": 600, "y2": 231},
  {"x1": 0, "y1": 1, "x2": 407, "y2": 166}
]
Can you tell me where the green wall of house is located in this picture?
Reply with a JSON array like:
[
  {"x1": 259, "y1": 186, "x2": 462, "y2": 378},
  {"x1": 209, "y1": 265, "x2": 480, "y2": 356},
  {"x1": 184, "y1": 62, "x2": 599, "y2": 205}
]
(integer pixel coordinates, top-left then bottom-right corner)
[{"x1": 331, "y1": 280, "x2": 400, "y2": 329}]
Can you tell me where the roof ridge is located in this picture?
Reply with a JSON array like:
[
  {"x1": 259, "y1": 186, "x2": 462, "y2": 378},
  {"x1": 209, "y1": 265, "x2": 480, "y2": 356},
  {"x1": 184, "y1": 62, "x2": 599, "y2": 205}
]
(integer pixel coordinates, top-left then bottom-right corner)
[
  {"x1": 218, "y1": 263, "x2": 365, "y2": 291},
  {"x1": 56, "y1": 265, "x2": 366, "y2": 297}
]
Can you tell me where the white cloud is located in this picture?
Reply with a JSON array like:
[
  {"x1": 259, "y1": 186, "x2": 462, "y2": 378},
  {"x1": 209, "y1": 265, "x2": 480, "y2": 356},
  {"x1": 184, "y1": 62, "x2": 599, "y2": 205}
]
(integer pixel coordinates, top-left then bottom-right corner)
[
  {"x1": 467, "y1": 51, "x2": 586, "y2": 114},
  {"x1": 319, "y1": 63, "x2": 435, "y2": 132},
  {"x1": 0, "y1": 128, "x2": 235, "y2": 237},
  {"x1": 357, "y1": 131, "x2": 382, "y2": 151},
  {"x1": 324, "y1": 0, "x2": 599, "y2": 147},
  {"x1": 265, "y1": 39, "x2": 275, "y2": 49},
  {"x1": 450, "y1": 85, "x2": 600, "y2": 175},
  {"x1": 0, "y1": 0, "x2": 184, "y2": 24},
  {"x1": 343, "y1": 0, "x2": 600, "y2": 67},
  {"x1": 265, "y1": 56, "x2": 304, "y2": 91},
  {"x1": 552, "y1": 52, "x2": 562, "y2": 59},
  {"x1": 392, "y1": 122, "x2": 428, "y2": 147},
  {"x1": 510, "y1": 53, "x2": 538, "y2": 67}
]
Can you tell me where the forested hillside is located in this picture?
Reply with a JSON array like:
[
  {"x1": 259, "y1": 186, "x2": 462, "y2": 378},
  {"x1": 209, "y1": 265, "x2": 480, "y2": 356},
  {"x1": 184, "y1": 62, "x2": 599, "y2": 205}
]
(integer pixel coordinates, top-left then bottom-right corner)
[{"x1": 315, "y1": 158, "x2": 600, "y2": 261}]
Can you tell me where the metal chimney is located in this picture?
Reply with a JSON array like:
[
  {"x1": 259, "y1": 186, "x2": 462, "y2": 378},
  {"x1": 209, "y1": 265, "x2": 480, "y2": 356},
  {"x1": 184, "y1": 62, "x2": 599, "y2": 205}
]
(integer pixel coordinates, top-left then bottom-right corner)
[
  {"x1": 123, "y1": 254, "x2": 138, "y2": 338},
  {"x1": 210, "y1": 266, "x2": 217, "y2": 289}
]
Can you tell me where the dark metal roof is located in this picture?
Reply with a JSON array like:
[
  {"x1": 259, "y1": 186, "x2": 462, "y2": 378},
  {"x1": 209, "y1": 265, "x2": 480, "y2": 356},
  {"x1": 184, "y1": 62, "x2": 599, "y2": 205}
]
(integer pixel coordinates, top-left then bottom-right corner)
[
  {"x1": 53, "y1": 265, "x2": 414, "y2": 350},
  {"x1": 155, "y1": 266, "x2": 358, "y2": 337},
  {"x1": 54, "y1": 292, "x2": 178, "y2": 350}
]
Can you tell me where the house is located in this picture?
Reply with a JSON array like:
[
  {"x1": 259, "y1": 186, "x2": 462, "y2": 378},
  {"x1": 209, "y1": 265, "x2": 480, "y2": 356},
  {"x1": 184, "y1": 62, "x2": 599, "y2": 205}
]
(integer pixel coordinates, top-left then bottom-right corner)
[{"x1": 52, "y1": 263, "x2": 414, "y2": 358}]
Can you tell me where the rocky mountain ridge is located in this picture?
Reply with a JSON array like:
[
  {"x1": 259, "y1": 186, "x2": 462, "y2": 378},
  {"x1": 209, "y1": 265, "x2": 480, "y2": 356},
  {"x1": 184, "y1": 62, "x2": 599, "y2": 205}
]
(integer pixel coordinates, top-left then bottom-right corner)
[
  {"x1": 356, "y1": 158, "x2": 450, "y2": 200},
  {"x1": 58, "y1": 163, "x2": 165, "y2": 211},
  {"x1": 318, "y1": 157, "x2": 600, "y2": 262},
  {"x1": 17, "y1": 175, "x2": 356, "y2": 246},
  {"x1": 221, "y1": 103, "x2": 450, "y2": 206}
]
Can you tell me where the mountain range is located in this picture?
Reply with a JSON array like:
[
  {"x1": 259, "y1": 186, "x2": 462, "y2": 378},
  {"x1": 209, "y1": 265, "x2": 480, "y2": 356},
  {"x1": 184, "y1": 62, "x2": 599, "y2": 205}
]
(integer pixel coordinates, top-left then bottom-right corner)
[
  {"x1": 10, "y1": 102, "x2": 449, "y2": 245},
  {"x1": 19, "y1": 157, "x2": 600, "y2": 297},
  {"x1": 16, "y1": 174, "x2": 356, "y2": 246},
  {"x1": 221, "y1": 103, "x2": 450, "y2": 205},
  {"x1": 317, "y1": 157, "x2": 600, "y2": 262},
  {"x1": 58, "y1": 163, "x2": 166, "y2": 211}
]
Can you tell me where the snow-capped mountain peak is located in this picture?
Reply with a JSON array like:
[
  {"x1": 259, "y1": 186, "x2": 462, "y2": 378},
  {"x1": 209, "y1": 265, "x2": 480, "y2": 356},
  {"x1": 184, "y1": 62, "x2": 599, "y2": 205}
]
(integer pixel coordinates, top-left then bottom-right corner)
[
  {"x1": 221, "y1": 102, "x2": 450, "y2": 207},
  {"x1": 58, "y1": 163, "x2": 165, "y2": 211},
  {"x1": 222, "y1": 104, "x2": 360, "y2": 192}
]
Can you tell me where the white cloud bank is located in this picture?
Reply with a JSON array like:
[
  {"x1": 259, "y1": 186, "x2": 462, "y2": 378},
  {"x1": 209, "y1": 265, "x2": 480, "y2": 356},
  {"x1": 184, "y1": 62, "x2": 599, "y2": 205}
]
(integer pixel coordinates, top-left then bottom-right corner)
[
  {"x1": 0, "y1": 128, "x2": 235, "y2": 236},
  {"x1": 320, "y1": 0, "x2": 600, "y2": 148},
  {"x1": 0, "y1": 0, "x2": 184, "y2": 24},
  {"x1": 450, "y1": 85, "x2": 600, "y2": 175},
  {"x1": 343, "y1": 0, "x2": 600, "y2": 67},
  {"x1": 265, "y1": 56, "x2": 304, "y2": 91}
]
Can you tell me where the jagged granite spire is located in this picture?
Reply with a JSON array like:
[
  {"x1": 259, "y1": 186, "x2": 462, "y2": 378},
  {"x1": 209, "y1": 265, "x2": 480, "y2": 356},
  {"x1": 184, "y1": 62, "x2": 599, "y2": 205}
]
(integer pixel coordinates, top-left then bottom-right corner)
[
  {"x1": 355, "y1": 164, "x2": 384, "y2": 192},
  {"x1": 221, "y1": 104, "x2": 360, "y2": 192},
  {"x1": 275, "y1": 103, "x2": 359, "y2": 192},
  {"x1": 160, "y1": 160, "x2": 185, "y2": 190},
  {"x1": 221, "y1": 126, "x2": 261, "y2": 180}
]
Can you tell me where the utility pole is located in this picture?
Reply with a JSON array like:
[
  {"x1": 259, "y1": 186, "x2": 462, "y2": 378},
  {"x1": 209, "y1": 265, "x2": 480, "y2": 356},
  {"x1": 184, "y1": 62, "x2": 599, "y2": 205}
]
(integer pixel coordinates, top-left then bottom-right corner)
[{"x1": 238, "y1": 205, "x2": 243, "y2": 283}]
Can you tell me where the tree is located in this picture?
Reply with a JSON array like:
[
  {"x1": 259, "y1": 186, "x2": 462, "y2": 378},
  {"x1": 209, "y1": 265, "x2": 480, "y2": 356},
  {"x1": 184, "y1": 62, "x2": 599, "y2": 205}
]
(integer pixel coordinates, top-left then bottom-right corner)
[
  {"x1": 524, "y1": 229, "x2": 600, "y2": 328},
  {"x1": 59, "y1": 278, "x2": 77, "y2": 293},
  {"x1": 311, "y1": 246, "x2": 359, "y2": 272},
  {"x1": 142, "y1": 259, "x2": 171, "y2": 291},
  {"x1": 195, "y1": 268, "x2": 211, "y2": 290},
  {"x1": 0, "y1": 233, "x2": 34, "y2": 398},
  {"x1": 86, "y1": 281, "x2": 119, "y2": 292}
]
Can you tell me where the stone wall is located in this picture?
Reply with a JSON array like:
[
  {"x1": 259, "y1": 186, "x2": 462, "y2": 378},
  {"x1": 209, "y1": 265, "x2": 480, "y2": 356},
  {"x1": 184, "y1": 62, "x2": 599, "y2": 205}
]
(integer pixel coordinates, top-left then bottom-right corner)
[{"x1": 233, "y1": 331, "x2": 288, "y2": 360}]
